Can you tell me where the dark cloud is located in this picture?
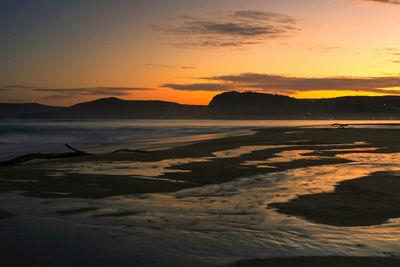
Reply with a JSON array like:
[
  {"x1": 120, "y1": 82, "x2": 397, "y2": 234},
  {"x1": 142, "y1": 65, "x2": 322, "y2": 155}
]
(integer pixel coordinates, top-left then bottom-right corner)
[
  {"x1": 160, "y1": 10, "x2": 298, "y2": 48},
  {"x1": 1, "y1": 85, "x2": 153, "y2": 103},
  {"x1": 364, "y1": 0, "x2": 400, "y2": 5},
  {"x1": 0, "y1": 85, "x2": 152, "y2": 96},
  {"x1": 234, "y1": 10, "x2": 297, "y2": 24},
  {"x1": 33, "y1": 87, "x2": 152, "y2": 96},
  {"x1": 180, "y1": 21, "x2": 284, "y2": 36},
  {"x1": 145, "y1": 64, "x2": 196, "y2": 70},
  {"x1": 164, "y1": 73, "x2": 400, "y2": 95},
  {"x1": 209, "y1": 73, "x2": 400, "y2": 93},
  {"x1": 162, "y1": 83, "x2": 233, "y2": 91}
]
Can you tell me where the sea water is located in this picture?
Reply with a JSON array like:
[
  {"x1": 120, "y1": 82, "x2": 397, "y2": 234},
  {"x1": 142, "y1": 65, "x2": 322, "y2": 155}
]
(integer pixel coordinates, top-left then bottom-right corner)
[{"x1": 2, "y1": 119, "x2": 400, "y2": 160}]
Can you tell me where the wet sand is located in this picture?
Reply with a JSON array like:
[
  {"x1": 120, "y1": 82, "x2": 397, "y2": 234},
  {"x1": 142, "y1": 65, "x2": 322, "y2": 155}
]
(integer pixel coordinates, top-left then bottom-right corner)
[
  {"x1": 234, "y1": 256, "x2": 400, "y2": 267},
  {"x1": 0, "y1": 209, "x2": 14, "y2": 219},
  {"x1": 270, "y1": 171, "x2": 400, "y2": 226},
  {"x1": 0, "y1": 127, "x2": 389, "y2": 198},
  {"x1": 2, "y1": 127, "x2": 400, "y2": 266}
]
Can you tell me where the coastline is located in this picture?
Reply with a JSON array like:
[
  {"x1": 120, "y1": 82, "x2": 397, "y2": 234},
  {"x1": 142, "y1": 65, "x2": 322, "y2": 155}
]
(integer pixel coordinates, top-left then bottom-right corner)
[
  {"x1": 86, "y1": 128, "x2": 255, "y2": 154},
  {"x1": 4, "y1": 119, "x2": 400, "y2": 161}
]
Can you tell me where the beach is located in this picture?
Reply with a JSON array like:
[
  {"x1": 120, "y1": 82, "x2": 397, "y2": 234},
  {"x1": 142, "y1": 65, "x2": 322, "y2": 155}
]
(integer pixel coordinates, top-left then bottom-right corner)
[{"x1": 2, "y1": 125, "x2": 400, "y2": 266}]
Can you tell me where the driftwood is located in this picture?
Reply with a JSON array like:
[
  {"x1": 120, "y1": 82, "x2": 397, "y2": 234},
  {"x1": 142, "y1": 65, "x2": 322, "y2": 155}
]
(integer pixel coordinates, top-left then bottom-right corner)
[
  {"x1": 0, "y1": 144, "x2": 150, "y2": 167},
  {"x1": 63, "y1": 144, "x2": 150, "y2": 155},
  {"x1": 0, "y1": 152, "x2": 85, "y2": 166},
  {"x1": 64, "y1": 144, "x2": 150, "y2": 155},
  {"x1": 64, "y1": 144, "x2": 92, "y2": 155},
  {"x1": 110, "y1": 149, "x2": 150, "y2": 154}
]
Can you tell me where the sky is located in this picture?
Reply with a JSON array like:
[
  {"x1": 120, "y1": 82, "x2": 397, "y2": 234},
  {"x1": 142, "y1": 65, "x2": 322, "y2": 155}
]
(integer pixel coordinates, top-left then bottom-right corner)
[{"x1": 1, "y1": 0, "x2": 400, "y2": 106}]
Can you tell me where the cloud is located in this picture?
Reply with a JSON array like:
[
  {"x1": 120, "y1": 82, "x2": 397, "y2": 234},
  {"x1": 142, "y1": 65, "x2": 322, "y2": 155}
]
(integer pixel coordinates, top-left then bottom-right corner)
[
  {"x1": 363, "y1": 0, "x2": 400, "y2": 5},
  {"x1": 234, "y1": 10, "x2": 296, "y2": 24},
  {"x1": 33, "y1": 87, "x2": 152, "y2": 96},
  {"x1": 0, "y1": 85, "x2": 153, "y2": 104},
  {"x1": 145, "y1": 64, "x2": 196, "y2": 70},
  {"x1": 381, "y1": 47, "x2": 399, "y2": 52},
  {"x1": 162, "y1": 83, "x2": 233, "y2": 91},
  {"x1": 0, "y1": 85, "x2": 152, "y2": 96},
  {"x1": 208, "y1": 73, "x2": 400, "y2": 94},
  {"x1": 306, "y1": 45, "x2": 341, "y2": 52},
  {"x1": 378, "y1": 47, "x2": 400, "y2": 64},
  {"x1": 159, "y1": 10, "x2": 298, "y2": 48},
  {"x1": 164, "y1": 73, "x2": 400, "y2": 95}
]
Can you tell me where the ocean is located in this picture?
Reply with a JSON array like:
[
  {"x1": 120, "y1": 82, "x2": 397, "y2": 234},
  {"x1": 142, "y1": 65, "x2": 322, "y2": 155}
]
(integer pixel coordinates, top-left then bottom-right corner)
[{"x1": 1, "y1": 119, "x2": 400, "y2": 160}]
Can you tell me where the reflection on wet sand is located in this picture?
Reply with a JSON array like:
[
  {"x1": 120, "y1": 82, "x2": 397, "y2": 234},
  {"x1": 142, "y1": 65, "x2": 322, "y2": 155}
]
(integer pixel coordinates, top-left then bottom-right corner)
[
  {"x1": 323, "y1": 147, "x2": 380, "y2": 152},
  {"x1": 212, "y1": 145, "x2": 290, "y2": 158},
  {"x1": 113, "y1": 159, "x2": 400, "y2": 263},
  {"x1": 48, "y1": 142, "x2": 377, "y2": 179},
  {"x1": 262, "y1": 149, "x2": 327, "y2": 163},
  {"x1": 48, "y1": 145, "x2": 297, "y2": 178},
  {"x1": 270, "y1": 170, "x2": 400, "y2": 226},
  {"x1": 337, "y1": 152, "x2": 400, "y2": 164},
  {"x1": 5, "y1": 143, "x2": 400, "y2": 265},
  {"x1": 49, "y1": 158, "x2": 208, "y2": 178},
  {"x1": 4, "y1": 127, "x2": 400, "y2": 266},
  {"x1": 241, "y1": 147, "x2": 380, "y2": 168}
]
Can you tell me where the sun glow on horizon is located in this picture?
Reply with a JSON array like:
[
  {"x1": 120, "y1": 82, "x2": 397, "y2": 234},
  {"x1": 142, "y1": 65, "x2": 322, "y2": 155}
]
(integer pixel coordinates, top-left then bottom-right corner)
[{"x1": 2, "y1": 0, "x2": 400, "y2": 105}]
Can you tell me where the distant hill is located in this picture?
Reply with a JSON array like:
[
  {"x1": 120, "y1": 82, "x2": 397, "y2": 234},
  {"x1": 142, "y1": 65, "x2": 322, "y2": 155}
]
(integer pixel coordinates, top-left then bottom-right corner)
[
  {"x1": 209, "y1": 91, "x2": 400, "y2": 119},
  {"x1": 0, "y1": 103, "x2": 62, "y2": 119},
  {"x1": 209, "y1": 92, "x2": 296, "y2": 119},
  {"x1": 25, "y1": 97, "x2": 209, "y2": 119},
  {"x1": 3, "y1": 92, "x2": 400, "y2": 119}
]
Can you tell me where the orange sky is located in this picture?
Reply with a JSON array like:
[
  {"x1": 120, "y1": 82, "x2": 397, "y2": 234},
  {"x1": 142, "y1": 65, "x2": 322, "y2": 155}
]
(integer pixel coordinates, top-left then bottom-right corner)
[{"x1": 1, "y1": 0, "x2": 400, "y2": 106}]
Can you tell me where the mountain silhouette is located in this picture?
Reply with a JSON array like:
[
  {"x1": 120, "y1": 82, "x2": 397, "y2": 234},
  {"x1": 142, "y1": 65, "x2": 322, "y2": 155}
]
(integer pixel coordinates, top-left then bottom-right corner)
[
  {"x1": 10, "y1": 97, "x2": 208, "y2": 119},
  {"x1": 209, "y1": 91, "x2": 400, "y2": 119},
  {"x1": 2, "y1": 92, "x2": 400, "y2": 119},
  {"x1": 0, "y1": 103, "x2": 62, "y2": 119}
]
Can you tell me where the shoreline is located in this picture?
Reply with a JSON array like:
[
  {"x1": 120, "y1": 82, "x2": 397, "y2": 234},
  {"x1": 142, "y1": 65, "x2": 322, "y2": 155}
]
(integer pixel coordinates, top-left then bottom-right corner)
[
  {"x1": 4, "y1": 119, "x2": 400, "y2": 161},
  {"x1": 86, "y1": 128, "x2": 255, "y2": 154}
]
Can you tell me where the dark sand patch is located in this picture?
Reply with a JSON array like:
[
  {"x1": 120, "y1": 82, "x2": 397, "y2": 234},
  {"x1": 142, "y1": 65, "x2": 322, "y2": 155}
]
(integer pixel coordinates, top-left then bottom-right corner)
[
  {"x1": 56, "y1": 207, "x2": 99, "y2": 216},
  {"x1": 0, "y1": 209, "x2": 15, "y2": 219},
  {"x1": 270, "y1": 171, "x2": 400, "y2": 226},
  {"x1": 93, "y1": 210, "x2": 142, "y2": 217},
  {"x1": 0, "y1": 169, "x2": 194, "y2": 198},
  {"x1": 161, "y1": 156, "x2": 349, "y2": 185},
  {"x1": 234, "y1": 256, "x2": 400, "y2": 267}
]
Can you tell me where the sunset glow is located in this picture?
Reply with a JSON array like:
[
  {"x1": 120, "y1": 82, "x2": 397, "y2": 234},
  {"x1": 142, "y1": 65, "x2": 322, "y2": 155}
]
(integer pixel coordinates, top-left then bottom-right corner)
[{"x1": 2, "y1": 0, "x2": 400, "y2": 105}]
